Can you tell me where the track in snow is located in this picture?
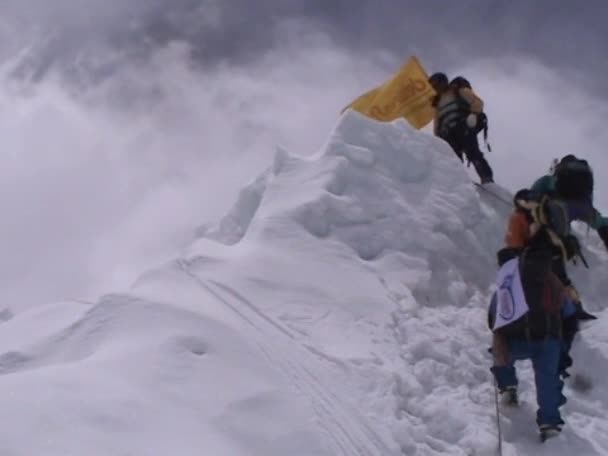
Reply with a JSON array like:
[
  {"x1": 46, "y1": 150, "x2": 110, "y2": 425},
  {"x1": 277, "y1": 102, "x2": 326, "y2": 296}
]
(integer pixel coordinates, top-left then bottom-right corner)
[{"x1": 175, "y1": 259, "x2": 396, "y2": 456}]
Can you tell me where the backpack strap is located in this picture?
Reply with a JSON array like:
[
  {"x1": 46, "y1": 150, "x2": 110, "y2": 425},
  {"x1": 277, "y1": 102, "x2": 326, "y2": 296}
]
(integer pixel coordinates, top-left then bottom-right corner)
[
  {"x1": 479, "y1": 112, "x2": 491, "y2": 152},
  {"x1": 456, "y1": 90, "x2": 491, "y2": 152}
]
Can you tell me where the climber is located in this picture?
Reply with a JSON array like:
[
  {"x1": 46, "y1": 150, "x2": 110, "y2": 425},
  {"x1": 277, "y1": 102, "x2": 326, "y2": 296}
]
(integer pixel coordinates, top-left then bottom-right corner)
[
  {"x1": 428, "y1": 72, "x2": 494, "y2": 184},
  {"x1": 488, "y1": 190, "x2": 588, "y2": 439}
]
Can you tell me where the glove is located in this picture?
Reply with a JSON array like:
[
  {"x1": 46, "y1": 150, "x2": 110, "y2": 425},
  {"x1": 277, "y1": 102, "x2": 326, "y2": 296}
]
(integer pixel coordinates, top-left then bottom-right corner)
[
  {"x1": 598, "y1": 225, "x2": 608, "y2": 250},
  {"x1": 564, "y1": 284, "x2": 598, "y2": 321},
  {"x1": 565, "y1": 285, "x2": 580, "y2": 303},
  {"x1": 466, "y1": 113, "x2": 478, "y2": 129}
]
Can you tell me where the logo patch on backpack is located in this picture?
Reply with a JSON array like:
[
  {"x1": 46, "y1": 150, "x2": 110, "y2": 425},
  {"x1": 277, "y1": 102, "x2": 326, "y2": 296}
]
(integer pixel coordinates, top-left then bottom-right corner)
[{"x1": 497, "y1": 275, "x2": 516, "y2": 320}]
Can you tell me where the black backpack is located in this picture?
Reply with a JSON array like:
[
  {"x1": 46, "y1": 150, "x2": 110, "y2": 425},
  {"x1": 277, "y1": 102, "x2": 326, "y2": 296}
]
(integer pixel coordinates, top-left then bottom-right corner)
[
  {"x1": 553, "y1": 155, "x2": 594, "y2": 201},
  {"x1": 450, "y1": 76, "x2": 490, "y2": 151}
]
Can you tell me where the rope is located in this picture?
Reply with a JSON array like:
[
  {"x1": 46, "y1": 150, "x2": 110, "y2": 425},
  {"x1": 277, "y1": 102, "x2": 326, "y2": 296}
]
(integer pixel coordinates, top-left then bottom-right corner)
[{"x1": 475, "y1": 183, "x2": 512, "y2": 207}]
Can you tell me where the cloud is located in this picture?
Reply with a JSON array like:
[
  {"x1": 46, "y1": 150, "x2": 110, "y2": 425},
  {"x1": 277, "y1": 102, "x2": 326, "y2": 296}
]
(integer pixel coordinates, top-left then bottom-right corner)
[
  {"x1": 0, "y1": 24, "x2": 393, "y2": 311},
  {"x1": 0, "y1": 5, "x2": 605, "y2": 313}
]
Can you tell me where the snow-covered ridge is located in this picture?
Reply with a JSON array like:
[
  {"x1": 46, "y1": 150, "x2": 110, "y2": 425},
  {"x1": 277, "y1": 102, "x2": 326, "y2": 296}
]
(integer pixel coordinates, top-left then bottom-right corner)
[{"x1": 1, "y1": 110, "x2": 607, "y2": 455}]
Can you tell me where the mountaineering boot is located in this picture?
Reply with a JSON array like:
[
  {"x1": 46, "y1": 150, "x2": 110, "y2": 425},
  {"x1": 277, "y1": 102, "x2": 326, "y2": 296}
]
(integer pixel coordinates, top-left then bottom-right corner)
[
  {"x1": 500, "y1": 386, "x2": 518, "y2": 406},
  {"x1": 539, "y1": 424, "x2": 561, "y2": 442}
]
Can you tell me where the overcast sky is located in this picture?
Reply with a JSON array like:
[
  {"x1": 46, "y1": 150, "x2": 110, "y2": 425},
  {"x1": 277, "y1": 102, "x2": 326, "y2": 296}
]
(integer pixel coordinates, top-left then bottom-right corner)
[
  {"x1": 2, "y1": 1, "x2": 607, "y2": 86},
  {"x1": 0, "y1": 1, "x2": 606, "y2": 310}
]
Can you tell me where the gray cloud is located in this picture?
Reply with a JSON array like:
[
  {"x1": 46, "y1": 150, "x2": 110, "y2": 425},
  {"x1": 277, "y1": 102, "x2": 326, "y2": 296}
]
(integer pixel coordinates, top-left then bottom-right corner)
[
  {"x1": 2, "y1": 1, "x2": 607, "y2": 92},
  {"x1": 0, "y1": 29, "x2": 388, "y2": 310},
  {"x1": 3, "y1": 0, "x2": 608, "y2": 88},
  {"x1": 0, "y1": 2, "x2": 606, "y2": 311}
]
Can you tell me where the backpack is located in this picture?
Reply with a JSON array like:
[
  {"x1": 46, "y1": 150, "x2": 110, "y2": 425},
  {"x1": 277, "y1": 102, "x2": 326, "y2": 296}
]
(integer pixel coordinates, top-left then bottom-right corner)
[
  {"x1": 514, "y1": 190, "x2": 588, "y2": 271},
  {"x1": 553, "y1": 155, "x2": 594, "y2": 202},
  {"x1": 449, "y1": 76, "x2": 491, "y2": 151}
]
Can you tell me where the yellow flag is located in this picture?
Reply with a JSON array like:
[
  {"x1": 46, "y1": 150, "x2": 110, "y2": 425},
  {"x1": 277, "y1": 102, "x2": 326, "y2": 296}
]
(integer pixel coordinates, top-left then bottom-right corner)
[
  {"x1": 341, "y1": 87, "x2": 380, "y2": 113},
  {"x1": 343, "y1": 56, "x2": 436, "y2": 129}
]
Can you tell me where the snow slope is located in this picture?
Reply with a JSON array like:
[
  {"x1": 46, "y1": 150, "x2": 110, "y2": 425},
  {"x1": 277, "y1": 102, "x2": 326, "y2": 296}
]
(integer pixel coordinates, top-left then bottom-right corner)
[{"x1": 1, "y1": 110, "x2": 607, "y2": 455}]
